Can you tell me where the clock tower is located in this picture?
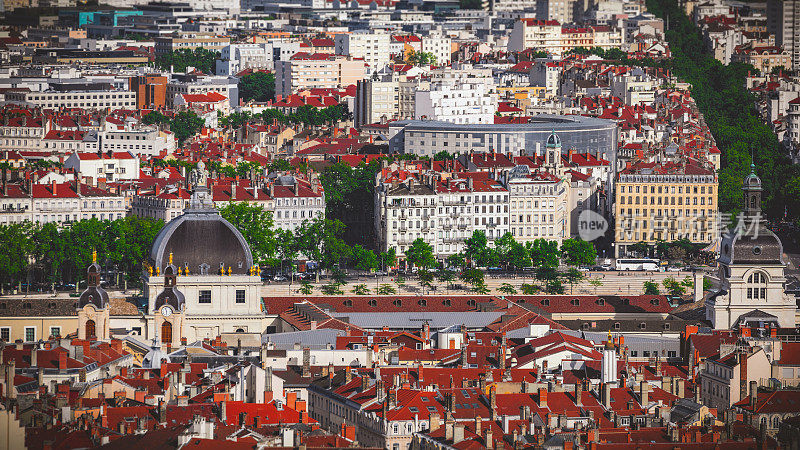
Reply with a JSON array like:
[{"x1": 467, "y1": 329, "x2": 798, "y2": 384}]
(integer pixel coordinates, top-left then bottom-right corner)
[
  {"x1": 705, "y1": 165, "x2": 796, "y2": 329},
  {"x1": 77, "y1": 251, "x2": 110, "y2": 341}
]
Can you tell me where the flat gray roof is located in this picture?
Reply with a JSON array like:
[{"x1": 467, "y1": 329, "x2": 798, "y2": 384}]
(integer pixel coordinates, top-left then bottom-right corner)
[{"x1": 331, "y1": 311, "x2": 504, "y2": 329}]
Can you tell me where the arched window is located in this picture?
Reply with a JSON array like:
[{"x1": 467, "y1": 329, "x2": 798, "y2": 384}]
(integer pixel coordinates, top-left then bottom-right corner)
[
  {"x1": 85, "y1": 319, "x2": 96, "y2": 338},
  {"x1": 161, "y1": 321, "x2": 172, "y2": 344},
  {"x1": 747, "y1": 271, "x2": 767, "y2": 299}
]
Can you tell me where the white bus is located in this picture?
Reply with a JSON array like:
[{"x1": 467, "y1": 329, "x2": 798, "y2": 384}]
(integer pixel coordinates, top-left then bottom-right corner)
[{"x1": 615, "y1": 258, "x2": 662, "y2": 271}]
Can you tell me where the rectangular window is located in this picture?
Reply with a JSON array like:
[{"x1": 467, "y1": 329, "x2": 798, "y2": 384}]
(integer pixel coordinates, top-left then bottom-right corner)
[
  {"x1": 0, "y1": 327, "x2": 9, "y2": 342},
  {"x1": 50, "y1": 327, "x2": 61, "y2": 338},
  {"x1": 199, "y1": 290, "x2": 212, "y2": 304},
  {"x1": 236, "y1": 290, "x2": 246, "y2": 304},
  {"x1": 25, "y1": 327, "x2": 35, "y2": 342}
]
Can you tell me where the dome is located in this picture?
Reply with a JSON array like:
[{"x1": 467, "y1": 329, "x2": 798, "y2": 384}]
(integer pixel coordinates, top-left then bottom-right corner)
[
  {"x1": 78, "y1": 263, "x2": 109, "y2": 309},
  {"x1": 150, "y1": 209, "x2": 253, "y2": 275},
  {"x1": 546, "y1": 130, "x2": 561, "y2": 148},
  {"x1": 721, "y1": 226, "x2": 784, "y2": 266},
  {"x1": 743, "y1": 164, "x2": 761, "y2": 189}
]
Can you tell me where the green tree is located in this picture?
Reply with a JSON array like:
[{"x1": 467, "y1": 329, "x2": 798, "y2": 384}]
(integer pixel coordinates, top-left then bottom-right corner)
[
  {"x1": 352, "y1": 283, "x2": 369, "y2": 295},
  {"x1": 351, "y1": 244, "x2": 378, "y2": 273},
  {"x1": 433, "y1": 150, "x2": 455, "y2": 160},
  {"x1": 169, "y1": 111, "x2": 204, "y2": 145},
  {"x1": 379, "y1": 248, "x2": 397, "y2": 272},
  {"x1": 459, "y1": 268, "x2": 484, "y2": 290},
  {"x1": 499, "y1": 283, "x2": 517, "y2": 295},
  {"x1": 521, "y1": 283, "x2": 539, "y2": 294},
  {"x1": 406, "y1": 238, "x2": 436, "y2": 270},
  {"x1": 239, "y1": 71, "x2": 275, "y2": 103},
  {"x1": 299, "y1": 281, "x2": 313, "y2": 295},
  {"x1": 643, "y1": 280, "x2": 661, "y2": 295},
  {"x1": 545, "y1": 279, "x2": 564, "y2": 294},
  {"x1": 0, "y1": 223, "x2": 35, "y2": 288},
  {"x1": 377, "y1": 284, "x2": 396, "y2": 295},
  {"x1": 560, "y1": 239, "x2": 597, "y2": 266},
  {"x1": 142, "y1": 111, "x2": 169, "y2": 125},
  {"x1": 321, "y1": 283, "x2": 343, "y2": 295},
  {"x1": 662, "y1": 277, "x2": 686, "y2": 296},
  {"x1": 526, "y1": 239, "x2": 559, "y2": 268},
  {"x1": 435, "y1": 267, "x2": 456, "y2": 290},
  {"x1": 418, "y1": 269, "x2": 434, "y2": 294},
  {"x1": 561, "y1": 267, "x2": 584, "y2": 294},
  {"x1": 218, "y1": 202, "x2": 277, "y2": 266},
  {"x1": 155, "y1": 47, "x2": 219, "y2": 74}
]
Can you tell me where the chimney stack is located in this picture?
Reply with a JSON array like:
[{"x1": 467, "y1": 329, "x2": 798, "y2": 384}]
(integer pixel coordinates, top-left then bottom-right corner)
[{"x1": 538, "y1": 387, "x2": 548, "y2": 408}]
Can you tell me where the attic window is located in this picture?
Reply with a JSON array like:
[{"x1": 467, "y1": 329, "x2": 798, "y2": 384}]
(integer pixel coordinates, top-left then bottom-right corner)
[
  {"x1": 639, "y1": 322, "x2": 647, "y2": 330},
  {"x1": 442, "y1": 299, "x2": 451, "y2": 306},
  {"x1": 23, "y1": 302, "x2": 32, "y2": 309},
  {"x1": 571, "y1": 298, "x2": 580, "y2": 306},
  {"x1": 466, "y1": 299, "x2": 476, "y2": 307},
  {"x1": 393, "y1": 299, "x2": 403, "y2": 307},
  {"x1": 368, "y1": 299, "x2": 377, "y2": 307},
  {"x1": 597, "y1": 298, "x2": 605, "y2": 305},
  {"x1": 581, "y1": 323, "x2": 590, "y2": 330},
  {"x1": 409, "y1": 406, "x2": 418, "y2": 412},
  {"x1": 650, "y1": 299, "x2": 660, "y2": 305},
  {"x1": 0, "y1": 303, "x2": 5, "y2": 309},
  {"x1": 48, "y1": 302, "x2": 57, "y2": 308},
  {"x1": 343, "y1": 299, "x2": 353, "y2": 307},
  {"x1": 541, "y1": 299, "x2": 550, "y2": 306},
  {"x1": 622, "y1": 298, "x2": 630, "y2": 305},
  {"x1": 613, "y1": 322, "x2": 621, "y2": 330},
  {"x1": 664, "y1": 323, "x2": 671, "y2": 330},
  {"x1": 418, "y1": 299, "x2": 427, "y2": 306}
]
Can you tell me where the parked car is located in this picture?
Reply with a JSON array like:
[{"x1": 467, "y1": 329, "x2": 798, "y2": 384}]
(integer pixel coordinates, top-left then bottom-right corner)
[
  {"x1": 666, "y1": 266, "x2": 682, "y2": 272},
  {"x1": 273, "y1": 274, "x2": 288, "y2": 282}
]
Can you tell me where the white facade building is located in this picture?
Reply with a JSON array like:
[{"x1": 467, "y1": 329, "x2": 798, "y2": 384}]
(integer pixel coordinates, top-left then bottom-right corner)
[{"x1": 334, "y1": 30, "x2": 391, "y2": 74}]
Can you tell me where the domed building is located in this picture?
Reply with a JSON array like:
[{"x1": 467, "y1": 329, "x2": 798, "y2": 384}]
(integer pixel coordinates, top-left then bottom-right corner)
[
  {"x1": 142, "y1": 164, "x2": 264, "y2": 347},
  {"x1": 705, "y1": 165, "x2": 797, "y2": 329}
]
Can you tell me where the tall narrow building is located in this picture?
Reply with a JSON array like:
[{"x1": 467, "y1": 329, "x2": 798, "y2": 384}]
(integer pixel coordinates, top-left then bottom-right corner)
[{"x1": 767, "y1": 0, "x2": 800, "y2": 70}]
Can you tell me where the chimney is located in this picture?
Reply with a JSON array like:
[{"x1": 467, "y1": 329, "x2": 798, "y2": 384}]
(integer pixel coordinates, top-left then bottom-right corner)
[
  {"x1": 475, "y1": 416, "x2": 482, "y2": 436},
  {"x1": 361, "y1": 375, "x2": 369, "y2": 391},
  {"x1": 575, "y1": 383, "x2": 583, "y2": 406},
  {"x1": 538, "y1": 387, "x2": 548, "y2": 408},
  {"x1": 453, "y1": 424, "x2": 465, "y2": 444},
  {"x1": 484, "y1": 429, "x2": 493, "y2": 449},
  {"x1": 302, "y1": 347, "x2": 311, "y2": 377},
  {"x1": 749, "y1": 381, "x2": 757, "y2": 408},
  {"x1": 640, "y1": 381, "x2": 649, "y2": 407},
  {"x1": 490, "y1": 385, "x2": 497, "y2": 420},
  {"x1": 603, "y1": 383, "x2": 612, "y2": 409},
  {"x1": 230, "y1": 182, "x2": 237, "y2": 199},
  {"x1": 429, "y1": 413, "x2": 440, "y2": 432},
  {"x1": 51, "y1": 180, "x2": 57, "y2": 196},
  {"x1": 58, "y1": 352, "x2": 67, "y2": 371},
  {"x1": 444, "y1": 420, "x2": 454, "y2": 441}
]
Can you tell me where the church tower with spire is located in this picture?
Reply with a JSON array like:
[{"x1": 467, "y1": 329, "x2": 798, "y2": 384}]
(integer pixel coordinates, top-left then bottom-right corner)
[{"x1": 705, "y1": 165, "x2": 796, "y2": 329}]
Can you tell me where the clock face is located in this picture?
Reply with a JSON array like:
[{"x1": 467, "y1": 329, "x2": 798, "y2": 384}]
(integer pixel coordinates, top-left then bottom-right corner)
[{"x1": 161, "y1": 306, "x2": 173, "y2": 317}]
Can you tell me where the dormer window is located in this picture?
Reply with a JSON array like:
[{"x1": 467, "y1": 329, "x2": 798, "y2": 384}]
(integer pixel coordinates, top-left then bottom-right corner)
[
  {"x1": 541, "y1": 299, "x2": 550, "y2": 306},
  {"x1": 368, "y1": 299, "x2": 377, "y2": 307}
]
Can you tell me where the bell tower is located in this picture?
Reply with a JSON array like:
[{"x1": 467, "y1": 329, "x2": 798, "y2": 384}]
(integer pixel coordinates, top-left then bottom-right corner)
[{"x1": 77, "y1": 251, "x2": 110, "y2": 341}]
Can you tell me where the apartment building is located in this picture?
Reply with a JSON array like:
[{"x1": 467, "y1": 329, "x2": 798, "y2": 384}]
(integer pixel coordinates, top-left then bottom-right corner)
[
  {"x1": 274, "y1": 54, "x2": 366, "y2": 97},
  {"x1": 63, "y1": 151, "x2": 140, "y2": 183},
  {"x1": 334, "y1": 30, "x2": 391, "y2": 73},
  {"x1": 537, "y1": 0, "x2": 579, "y2": 23},
  {"x1": 766, "y1": 0, "x2": 800, "y2": 70},
  {"x1": 153, "y1": 33, "x2": 230, "y2": 56},
  {"x1": 508, "y1": 19, "x2": 624, "y2": 54},
  {"x1": 216, "y1": 43, "x2": 274, "y2": 76},
  {"x1": 354, "y1": 79, "x2": 399, "y2": 128},
  {"x1": 610, "y1": 69, "x2": 658, "y2": 106},
  {"x1": 614, "y1": 159, "x2": 719, "y2": 258},
  {"x1": 731, "y1": 44, "x2": 792, "y2": 75},
  {"x1": 414, "y1": 69, "x2": 497, "y2": 125},
  {"x1": 699, "y1": 348, "x2": 770, "y2": 409},
  {"x1": 0, "y1": 115, "x2": 47, "y2": 151},
  {"x1": 508, "y1": 19, "x2": 562, "y2": 53},
  {"x1": 375, "y1": 170, "x2": 511, "y2": 261},
  {"x1": 129, "y1": 75, "x2": 168, "y2": 110},
  {"x1": 166, "y1": 75, "x2": 239, "y2": 108},
  {"x1": 0, "y1": 181, "x2": 126, "y2": 225},
  {"x1": 420, "y1": 33, "x2": 452, "y2": 66},
  {"x1": 87, "y1": 127, "x2": 176, "y2": 157},
  {"x1": 5, "y1": 90, "x2": 136, "y2": 110}
]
